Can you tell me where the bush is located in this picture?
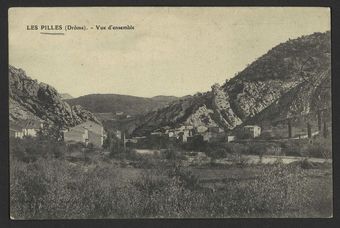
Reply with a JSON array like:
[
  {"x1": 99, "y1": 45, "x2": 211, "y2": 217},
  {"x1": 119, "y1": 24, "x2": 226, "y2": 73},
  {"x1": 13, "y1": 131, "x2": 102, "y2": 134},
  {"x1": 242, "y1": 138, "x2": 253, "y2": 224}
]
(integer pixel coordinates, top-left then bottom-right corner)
[
  {"x1": 216, "y1": 164, "x2": 314, "y2": 217},
  {"x1": 280, "y1": 137, "x2": 332, "y2": 158},
  {"x1": 10, "y1": 138, "x2": 68, "y2": 162},
  {"x1": 205, "y1": 147, "x2": 227, "y2": 159},
  {"x1": 307, "y1": 138, "x2": 332, "y2": 158},
  {"x1": 167, "y1": 165, "x2": 200, "y2": 190},
  {"x1": 258, "y1": 131, "x2": 275, "y2": 140},
  {"x1": 235, "y1": 130, "x2": 253, "y2": 140},
  {"x1": 160, "y1": 148, "x2": 187, "y2": 160},
  {"x1": 109, "y1": 148, "x2": 141, "y2": 161},
  {"x1": 67, "y1": 142, "x2": 84, "y2": 153},
  {"x1": 10, "y1": 156, "x2": 331, "y2": 218}
]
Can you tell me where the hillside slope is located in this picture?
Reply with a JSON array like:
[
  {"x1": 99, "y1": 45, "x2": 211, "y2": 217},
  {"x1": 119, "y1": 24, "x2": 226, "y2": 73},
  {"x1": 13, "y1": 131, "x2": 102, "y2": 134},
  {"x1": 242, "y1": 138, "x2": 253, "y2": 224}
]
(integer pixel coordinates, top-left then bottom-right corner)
[
  {"x1": 65, "y1": 94, "x2": 178, "y2": 116},
  {"x1": 9, "y1": 65, "x2": 100, "y2": 127},
  {"x1": 133, "y1": 31, "x2": 331, "y2": 136},
  {"x1": 60, "y1": 93, "x2": 74, "y2": 100}
]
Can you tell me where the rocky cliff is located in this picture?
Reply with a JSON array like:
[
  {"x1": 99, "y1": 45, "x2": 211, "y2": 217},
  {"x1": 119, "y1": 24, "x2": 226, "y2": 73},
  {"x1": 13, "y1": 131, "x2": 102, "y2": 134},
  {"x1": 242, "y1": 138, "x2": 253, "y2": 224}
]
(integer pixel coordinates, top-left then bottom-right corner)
[
  {"x1": 9, "y1": 65, "x2": 100, "y2": 127},
  {"x1": 133, "y1": 31, "x2": 331, "y2": 136}
]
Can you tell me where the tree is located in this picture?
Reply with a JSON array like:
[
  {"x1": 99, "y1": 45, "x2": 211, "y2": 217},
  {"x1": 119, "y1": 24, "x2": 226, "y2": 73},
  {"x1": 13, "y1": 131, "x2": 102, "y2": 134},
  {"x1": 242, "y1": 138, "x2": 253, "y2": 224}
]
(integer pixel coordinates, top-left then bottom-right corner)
[
  {"x1": 37, "y1": 123, "x2": 63, "y2": 141},
  {"x1": 235, "y1": 130, "x2": 253, "y2": 140}
]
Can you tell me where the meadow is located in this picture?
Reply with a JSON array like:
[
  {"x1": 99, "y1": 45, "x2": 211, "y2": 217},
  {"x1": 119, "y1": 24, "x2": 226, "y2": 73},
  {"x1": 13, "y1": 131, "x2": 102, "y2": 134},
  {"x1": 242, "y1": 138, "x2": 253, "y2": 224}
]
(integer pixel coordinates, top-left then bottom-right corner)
[{"x1": 9, "y1": 138, "x2": 332, "y2": 219}]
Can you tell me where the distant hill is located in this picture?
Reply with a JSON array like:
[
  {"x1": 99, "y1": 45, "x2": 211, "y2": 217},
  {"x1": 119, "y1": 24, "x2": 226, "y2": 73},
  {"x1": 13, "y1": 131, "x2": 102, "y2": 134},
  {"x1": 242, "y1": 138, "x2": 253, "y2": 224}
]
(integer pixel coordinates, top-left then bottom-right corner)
[
  {"x1": 65, "y1": 94, "x2": 179, "y2": 116},
  {"x1": 150, "y1": 95, "x2": 179, "y2": 103},
  {"x1": 132, "y1": 31, "x2": 331, "y2": 136},
  {"x1": 60, "y1": 93, "x2": 74, "y2": 100}
]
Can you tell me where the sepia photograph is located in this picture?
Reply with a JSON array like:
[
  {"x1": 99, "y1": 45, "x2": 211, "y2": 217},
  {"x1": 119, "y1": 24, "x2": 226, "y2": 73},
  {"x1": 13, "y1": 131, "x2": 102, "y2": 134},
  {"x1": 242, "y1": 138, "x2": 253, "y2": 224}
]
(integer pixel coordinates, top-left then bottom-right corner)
[{"x1": 8, "y1": 7, "x2": 332, "y2": 219}]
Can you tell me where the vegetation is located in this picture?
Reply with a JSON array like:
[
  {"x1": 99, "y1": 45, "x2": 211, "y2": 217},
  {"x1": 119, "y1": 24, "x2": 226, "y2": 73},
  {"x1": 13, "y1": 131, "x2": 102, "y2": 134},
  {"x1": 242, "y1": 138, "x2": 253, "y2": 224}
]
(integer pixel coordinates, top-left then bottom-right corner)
[
  {"x1": 10, "y1": 137, "x2": 332, "y2": 219},
  {"x1": 66, "y1": 94, "x2": 178, "y2": 115},
  {"x1": 10, "y1": 155, "x2": 332, "y2": 218},
  {"x1": 280, "y1": 137, "x2": 332, "y2": 158},
  {"x1": 234, "y1": 31, "x2": 330, "y2": 82}
]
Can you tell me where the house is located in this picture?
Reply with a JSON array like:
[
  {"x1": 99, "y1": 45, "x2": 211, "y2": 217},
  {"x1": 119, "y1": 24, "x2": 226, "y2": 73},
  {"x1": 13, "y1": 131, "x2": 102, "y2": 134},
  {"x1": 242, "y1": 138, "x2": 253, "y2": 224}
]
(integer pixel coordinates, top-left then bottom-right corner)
[
  {"x1": 243, "y1": 125, "x2": 261, "y2": 138},
  {"x1": 63, "y1": 125, "x2": 89, "y2": 145},
  {"x1": 63, "y1": 121, "x2": 104, "y2": 148},
  {"x1": 114, "y1": 130, "x2": 122, "y2": 140},
  {"x1": 78, "y1": 121, "x2": 105, "y2": 147},
  {"x1": 168, "y1": 125, "x2": 194, "y2": 142},
  {"x1": 115, "y1": 111, "x2": 127, "y2": 119},
  {"x1": 10, "y1": 120, "x2": 43, "y2": 138},
  {"x1": 167, "y1": 131, "x2": 176, "y2": 138},
  {"x1": 10, "y1": 123, "x2": 24, "y2": 139},
  {"x1": 196, "y1": 126, "x2": 208, "y2": 133},
  {"x1": 20, "y1": 120, "x2": 44, "y2": 137},
  {"x1": 178, "y1": 129, "x2": 193, "y2": 142},
  {"x1": 227, "y1": 135, "x2": 236, "y2": 142}
]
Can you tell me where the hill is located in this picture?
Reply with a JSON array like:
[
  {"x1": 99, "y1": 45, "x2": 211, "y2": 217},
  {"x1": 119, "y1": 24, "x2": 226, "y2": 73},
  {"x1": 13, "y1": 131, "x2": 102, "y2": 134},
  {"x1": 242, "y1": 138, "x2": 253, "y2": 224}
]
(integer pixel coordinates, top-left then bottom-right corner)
[
  {"x1": 60, "y1": 93, "x2": 74, "y2": 100},
  {"x1": 132, "y1": 31, "x2": 331, "y2": 136},
  {"x1": 9, "y1": 65, "x2": 100, "y2": 127},
  {"x1": 65, "y1": 94, "x2": 178, "y2": 116}
]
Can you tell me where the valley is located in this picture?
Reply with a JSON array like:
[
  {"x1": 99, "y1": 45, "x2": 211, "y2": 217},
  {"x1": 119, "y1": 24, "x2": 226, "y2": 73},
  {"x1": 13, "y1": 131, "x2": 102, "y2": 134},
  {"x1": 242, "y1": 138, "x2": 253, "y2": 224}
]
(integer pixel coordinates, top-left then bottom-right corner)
[{"x1": 9, "y1": 30, "x2": 332, "y2": 219}]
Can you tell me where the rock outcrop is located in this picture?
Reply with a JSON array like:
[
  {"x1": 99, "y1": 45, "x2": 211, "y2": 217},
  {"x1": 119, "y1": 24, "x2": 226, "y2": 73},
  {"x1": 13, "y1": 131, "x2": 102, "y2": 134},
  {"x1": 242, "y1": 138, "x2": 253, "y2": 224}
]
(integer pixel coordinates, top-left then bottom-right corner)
[
  {"x1": 9, "y1": 65, "x2": 100, "y2": 127},
  {"x1": 132, "y1": 31, "x2": 331, "y2": 135}
]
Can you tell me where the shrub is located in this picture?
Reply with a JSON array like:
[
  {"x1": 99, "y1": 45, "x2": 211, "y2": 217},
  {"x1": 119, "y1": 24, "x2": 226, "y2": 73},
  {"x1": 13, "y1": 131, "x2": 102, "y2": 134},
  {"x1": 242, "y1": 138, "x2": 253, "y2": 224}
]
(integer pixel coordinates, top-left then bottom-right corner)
[
  {"x1": 160, "y1": 148, "x2": 187, "y2": 160},
  {"x1": 214, "y1": 164, "x2": 314, "y2": 217},
  {"x1": 258, "y1": 131, "x2": 275, "y2": 140},
  {"x1": 67, "y1": 142, "x2": 84, "y2": 153},
  {"x1": 10, "y1": 156, "x2": 330, "y2": 218},
  {"x1": 110, "y1": 148, "x2": 140, "y2": 161},
  {"x1": 206, "y1": 147, "x2": 227, "y2": 159},
  {"x1": 225, "y1": 143, "x2": 250, "y2": 154},
  {"x1": 280, "y1": 137, "x2": 332, "y2": 158},
  {"x1": 167, "y1": 165, "x2": 200, "y2": 190},
  {"x1": 235, "y1": 130, "x2": 253, "y2": 140},
  {"x1": 280, "y1": 140, "x2": 308, "y2": 157},
  {"x1": 307, "y1": 138, "x2": 332, "y2": 158},
  {"x1": 10, "y1": 138, "x2": 68, "y2": 162}
]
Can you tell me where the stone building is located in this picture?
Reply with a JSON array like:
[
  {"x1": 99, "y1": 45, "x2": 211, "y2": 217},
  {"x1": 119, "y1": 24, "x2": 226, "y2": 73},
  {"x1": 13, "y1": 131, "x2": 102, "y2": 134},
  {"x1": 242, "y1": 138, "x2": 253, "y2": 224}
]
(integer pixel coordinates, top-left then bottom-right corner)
[
  {"x1": 63, "y1": 121, "x2": 104, "y2": 148},
  {"x1": 243, "y1": 125, "x2": 261, "y2": 138},
  {"x1": 9, "y1": 120, "x2": 43, "y2": 138}
]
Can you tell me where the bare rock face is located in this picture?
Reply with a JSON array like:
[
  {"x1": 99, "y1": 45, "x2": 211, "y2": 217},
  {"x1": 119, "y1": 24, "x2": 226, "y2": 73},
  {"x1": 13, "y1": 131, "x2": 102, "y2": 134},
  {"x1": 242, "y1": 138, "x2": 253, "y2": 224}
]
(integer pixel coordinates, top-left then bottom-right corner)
[
  {"x1": 132, "y1": 31, "x2": 331, "y2": 135},
  {"x1": 9, "y1": 65, "x2": 100, "y2": 127},
  {"x1": 243, "y1": 68, "x2": 331, "y2": 126},
  {"x1": 211, "y1": 83, "x2": 242, "y2": 129},
  {"x1": 185, "y1": 104, "x2": 218, "y2": 127},
  {"x1": 226, "y1": 79, "x2": 298, "y2": 120}
]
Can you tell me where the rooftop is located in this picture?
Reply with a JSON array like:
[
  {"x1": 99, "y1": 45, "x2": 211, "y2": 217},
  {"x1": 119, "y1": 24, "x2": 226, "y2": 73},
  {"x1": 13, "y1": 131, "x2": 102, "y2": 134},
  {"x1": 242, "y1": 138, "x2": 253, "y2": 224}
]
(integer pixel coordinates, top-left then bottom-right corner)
[{"x1": 12, "y1": 119, "x2": 43, "y2": 130}]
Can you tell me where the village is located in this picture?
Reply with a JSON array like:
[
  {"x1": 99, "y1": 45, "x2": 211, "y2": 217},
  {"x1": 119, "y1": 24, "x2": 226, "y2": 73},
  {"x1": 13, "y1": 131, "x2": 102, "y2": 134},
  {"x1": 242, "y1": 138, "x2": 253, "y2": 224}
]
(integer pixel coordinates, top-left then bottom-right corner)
[
  {"x1": 9, "y1": 110, "x2": 330, "y2": 155},
  {"x1": 9, "y1": 119, "x2": 105, "y2": 148},
  {"x1": 7, "y1": 7, "x2": 333, "y2": 219}
]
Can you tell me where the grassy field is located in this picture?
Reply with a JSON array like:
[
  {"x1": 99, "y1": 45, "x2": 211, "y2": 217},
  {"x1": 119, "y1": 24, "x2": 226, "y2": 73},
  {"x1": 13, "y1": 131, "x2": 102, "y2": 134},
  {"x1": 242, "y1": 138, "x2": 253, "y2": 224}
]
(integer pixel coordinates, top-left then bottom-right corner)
[{"x1": 10, "y1": 146, "x2": 332, "y2": 219}]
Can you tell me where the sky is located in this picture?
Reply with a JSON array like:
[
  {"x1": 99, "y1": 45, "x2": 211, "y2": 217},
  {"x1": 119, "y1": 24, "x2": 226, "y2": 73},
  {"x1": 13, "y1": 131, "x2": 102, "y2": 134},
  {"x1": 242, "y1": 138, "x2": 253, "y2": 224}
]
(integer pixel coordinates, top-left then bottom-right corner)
[{"x1": 9, "y1": 7, "x2": 330, "y2": 98}]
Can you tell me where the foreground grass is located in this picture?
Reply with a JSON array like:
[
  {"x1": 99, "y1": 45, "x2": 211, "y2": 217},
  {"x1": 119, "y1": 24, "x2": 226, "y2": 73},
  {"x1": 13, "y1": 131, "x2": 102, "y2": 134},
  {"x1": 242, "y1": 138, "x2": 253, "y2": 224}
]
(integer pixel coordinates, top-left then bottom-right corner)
[{"x1": 10, "y1": 154, "x2": 332, "y2": 219}]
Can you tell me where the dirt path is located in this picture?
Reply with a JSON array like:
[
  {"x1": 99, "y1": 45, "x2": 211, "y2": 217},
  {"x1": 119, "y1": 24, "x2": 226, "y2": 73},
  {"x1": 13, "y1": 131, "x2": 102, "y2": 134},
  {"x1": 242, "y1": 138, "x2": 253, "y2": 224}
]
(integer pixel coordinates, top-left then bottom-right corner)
[
  {"x1": 135, "y1": 149, "x2": 332, "y2": 165},
  {"x1": 216, "y1": 155, "x2": 331, "y2": 165}
]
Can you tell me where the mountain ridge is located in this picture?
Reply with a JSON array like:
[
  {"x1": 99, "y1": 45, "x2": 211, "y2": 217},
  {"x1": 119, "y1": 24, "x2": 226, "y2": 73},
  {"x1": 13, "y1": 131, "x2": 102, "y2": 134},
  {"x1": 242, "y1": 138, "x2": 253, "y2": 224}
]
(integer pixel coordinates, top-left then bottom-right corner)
[
  {"x1": 132, "y1": 31, "x2": 331, "y2": 136},
  {"x1": 65, "y1": 94, "x2": 179, "y2": 116}
]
